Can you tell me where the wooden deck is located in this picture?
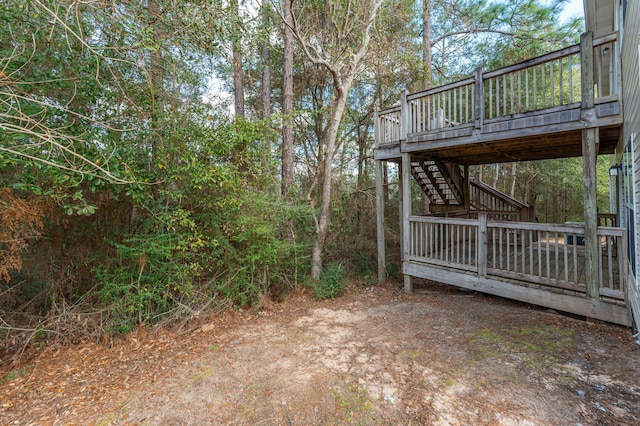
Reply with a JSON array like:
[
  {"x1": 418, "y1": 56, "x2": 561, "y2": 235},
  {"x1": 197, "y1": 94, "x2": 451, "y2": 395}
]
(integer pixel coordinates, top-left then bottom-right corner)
[
  {"x1": 374, "y1": 32, "x2": 622, "y2": 164},
  {"x1": 405, "y1": 215, "x2": 631, "y2": 326},
  {"x1": 373, "y1": 31, "x2": 631, "y2": 326}
]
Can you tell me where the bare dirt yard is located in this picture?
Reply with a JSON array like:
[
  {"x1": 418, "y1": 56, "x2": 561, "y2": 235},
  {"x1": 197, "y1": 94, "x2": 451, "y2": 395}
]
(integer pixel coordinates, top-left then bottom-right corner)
[{"x1": 2, "y1": 280, "x2": 640, "y2": 425}]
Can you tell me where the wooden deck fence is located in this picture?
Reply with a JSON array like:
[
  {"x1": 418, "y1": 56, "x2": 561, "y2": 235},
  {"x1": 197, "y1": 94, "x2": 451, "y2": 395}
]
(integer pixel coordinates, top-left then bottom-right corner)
[
  {"x1": 408, "y1": 214, "x2": 626, "y2": 301},
  {"x1": 375, "y1": 32, "x2": 619, "y2": 148}
]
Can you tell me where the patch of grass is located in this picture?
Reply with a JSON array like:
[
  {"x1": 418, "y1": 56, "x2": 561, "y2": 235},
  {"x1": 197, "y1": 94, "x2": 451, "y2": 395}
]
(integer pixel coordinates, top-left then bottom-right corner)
[
  {"x1": 286, "y1": 327, "x2": 310, "y2": 343},
  {"x1": 333, "y1": 382, "x2": 374, "y2": 421},
  {"x1": 193, "y1": 365, "x2": 217, "y2": 381},
  {"x1": 470, "y1": 324, "x2": 578, "y2": 369},
  {"x1": 397, "y1": 348, "x2": 420, "y2": 362},
  {"x1": 0, "y1": 365, "x2": 33, "y2": 384}
]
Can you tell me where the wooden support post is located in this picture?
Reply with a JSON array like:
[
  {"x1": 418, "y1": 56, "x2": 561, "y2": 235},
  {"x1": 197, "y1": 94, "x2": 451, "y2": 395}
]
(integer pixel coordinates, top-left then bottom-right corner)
[
  {"x1": 401, "y1": 153, "x2": 413, "y2": 292},
  {"x1": 477, "y1": 212, "x2": 487, "y2": 277},
  {"x1": 581, "y1": 30, "x2": 600, "y2": 299},
  {"x1": 375, "y1": 159, "x2": 386, "y2": 284},
  {"x1": 582, "y1": 128, "x2": 599, "y2": 298},
  {"x1": 373, "y1": 106, "x2": 380, "y2": 149},
  {"x1": 400, "y1": 89, "x2": 409, "y2": 140},
  {"x1": 463, "y1": 165, "x2": 470, "y2": 211},
  {"x1": 474, "y1": 67, "x2": 484, "y2": 131}
]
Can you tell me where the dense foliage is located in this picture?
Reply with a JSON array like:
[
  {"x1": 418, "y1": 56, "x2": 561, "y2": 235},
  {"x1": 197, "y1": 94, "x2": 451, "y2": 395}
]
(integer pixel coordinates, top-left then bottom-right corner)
[{"x1": 0, "y1": 0, "x2": 591, "y2": 345}]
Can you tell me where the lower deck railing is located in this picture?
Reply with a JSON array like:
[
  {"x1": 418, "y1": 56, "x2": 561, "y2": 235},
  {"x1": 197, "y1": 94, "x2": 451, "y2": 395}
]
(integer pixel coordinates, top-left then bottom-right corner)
[{"x1": 408, "y1": 214, "x2": 626, "y2": 301}]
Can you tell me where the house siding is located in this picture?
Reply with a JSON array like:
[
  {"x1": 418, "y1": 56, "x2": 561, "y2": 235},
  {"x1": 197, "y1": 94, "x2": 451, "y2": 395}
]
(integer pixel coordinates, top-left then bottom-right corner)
[{"x1": 622, "y1": 0, "x2": 640, "y2": 332}]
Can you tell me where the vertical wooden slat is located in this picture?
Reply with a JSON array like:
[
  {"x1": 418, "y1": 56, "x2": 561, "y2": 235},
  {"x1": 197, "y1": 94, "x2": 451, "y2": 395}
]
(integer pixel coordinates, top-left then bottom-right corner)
[
  {"x1": 506, "y1": 228, "x2": 511, "y2": 271},
  {"x1": 496, "y1": 77, "x2": 500, "y2": 117},
  {"x1": 608, "y1": 42, "x2": 614, "y2": 96},
  {"x1": 541, "y1": 63, "x2": 546, "y2": 109},
  {"x1": 532, "y1": 65, "x2": 537, "y2": 109},
  {"x1": 563, "y1": 232, "x2": 569, "y2": 283},
  {"x1": 502, "y1": 74, "x2": 507, "y2": 116},
  {"x1": 550, "y1": 60, "x2": 555, "y2": 107},
  {"x1": 465, "y1": 84, "x2": 469, "y2": 123},
  {"x1": 489, "y1": 79, "x2": 493, "y2": 119},
  {"x1": 512, "y1": 229, "x2": 518, "y2": 273},
  {"x1": 537, "y1": 235, "x2": 542, "y2": 277},
  {"x1": 572, "y1": 234, "x2": 578, "y2": 283},
  {"x1": 598, "y1": 236, "x2": 604, "y2": 290},
  {"x1": 618, "y1": 234, "x2": 624, "y2": 292},
  {"x1": 559, "y1": 57, "x2": 564, "y2": 105},
  {"x1": 510, "y1": 72, "x2": 515, "y2": 114},
  {"x1": 569, "y1": 54, "x2": 574, "y2": 103},
  {"x1": 445, "y1": 222, "x2": 450, "y2": 263},
  {"x1": 517, "y1": 70, "x2": 522, "y2": 113},
  {"x1": 509, "y1": 73, "x2": 516, "y2": 114},
  {"x1": 525, "y1": 68, "x2": 529, "y2": 111},
  {"x1": 521, "y1": 229, "x2": 526, "y2": 272},
  {"x1": 596, "y1": 46, "x2": 603, "y2": 98},
  {"x1": 529, "y1": 230, "x2": 534, "y2": 275},
  {"x1": 607, "y1": 235, "x2": 614, "y2": 290},
  {"x1": 471, "y1": 81, "x2": 476, "y2": 124},
  {"x1": 544, "y1": 232, "x2": 550, "y2": 278},
  {"x1": 552, "y1": 232, "x2": 557, "y2": 280},
  {"x1": 427, "y1": 222, "x2": 432, "y2": 260}
]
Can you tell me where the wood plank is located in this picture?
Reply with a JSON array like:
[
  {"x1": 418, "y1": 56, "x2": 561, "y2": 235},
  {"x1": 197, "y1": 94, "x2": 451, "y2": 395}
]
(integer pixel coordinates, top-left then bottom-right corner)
[
  {"x1": 401, "y1": 153, "x2": 413, "y2": 292},
  {"x1": 375, "y1": 159, "x2": 386, "y2": 283},
  {"x1": 403, "y1": 262, "x2": 632, "y2": 326}
]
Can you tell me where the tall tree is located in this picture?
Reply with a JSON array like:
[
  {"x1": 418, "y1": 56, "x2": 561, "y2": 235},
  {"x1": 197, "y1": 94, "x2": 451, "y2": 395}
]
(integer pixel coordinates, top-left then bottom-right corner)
[
  {"x1": 287, "y1": 0, "x2": 387, "y2": 279},
  {"x1": 422, "y1": 0, "x2": 432, "y2": 90},
  {"x1": 260, "y1": 0, "x2": 272, "y2": 120},
  {"x1": 231, "y1": 0, "x2": 245, "y2": 117},
  {"x1": 281, "y1": 0, "x2": 295, "y2": 198}
]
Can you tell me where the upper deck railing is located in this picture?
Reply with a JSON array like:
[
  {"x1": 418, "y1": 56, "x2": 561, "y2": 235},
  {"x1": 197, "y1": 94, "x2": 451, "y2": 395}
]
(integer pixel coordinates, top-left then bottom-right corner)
[{"x1": 375, "y1": 32, "x2": 620, "y2": 149}]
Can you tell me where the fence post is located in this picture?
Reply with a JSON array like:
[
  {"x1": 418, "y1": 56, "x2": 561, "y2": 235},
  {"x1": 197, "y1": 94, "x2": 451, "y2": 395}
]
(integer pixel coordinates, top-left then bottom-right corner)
[
  {"x1": 375, "y1": 158, "x2": 386, "y2": 284},
  {"x1": 373, "y1": 106, "x2": 380, "y2": 149},
  {"x1": 581, "y1": 31, "x2": 600, "y2": 299},
  {"x1": 401, "y1": 152, "x2": 413, "y2": 292},
  {"x1": 401, "y1": 89, "x2": 409, "y2": 140},
  {"x1": 477, "y1": 212, "x2": 487, "y2": 277},
  {"x1": 474, "y1": 66, "x2": 484, "y2": 131}
]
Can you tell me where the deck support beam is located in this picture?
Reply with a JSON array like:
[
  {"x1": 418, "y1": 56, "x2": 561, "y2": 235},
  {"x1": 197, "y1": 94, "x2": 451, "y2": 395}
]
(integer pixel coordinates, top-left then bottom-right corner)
[
  {"x1": 401, "y1": 153, "x2": 413, "y2": 292},
  {"x1": 375, "y1": 159, "x2": 386, "y2": 284},
  {"x1": 463, "y1": 165, "x2": 470, "y2": 211},
  {"x1": 582, "y1": 127, "x2": 599, "y2": 298},
  {"x1": 581, "y1": 30, "x2": 599, "y2": 299}
]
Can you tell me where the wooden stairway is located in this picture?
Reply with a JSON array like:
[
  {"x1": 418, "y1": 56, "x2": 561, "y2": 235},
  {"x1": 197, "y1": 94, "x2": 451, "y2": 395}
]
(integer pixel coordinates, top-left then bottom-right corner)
[{"x1": 410, "y1": 161, "x2": 534, "y2": 221}]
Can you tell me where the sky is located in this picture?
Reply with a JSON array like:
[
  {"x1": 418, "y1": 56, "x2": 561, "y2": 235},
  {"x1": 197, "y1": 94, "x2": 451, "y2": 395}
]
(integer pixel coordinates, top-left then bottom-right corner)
[{"x1": 560, "y1": 0, "x2": 585, "y2": 23}]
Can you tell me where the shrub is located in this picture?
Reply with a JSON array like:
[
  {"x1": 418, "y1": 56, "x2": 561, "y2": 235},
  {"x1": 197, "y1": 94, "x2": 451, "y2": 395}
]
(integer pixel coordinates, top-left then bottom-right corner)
[{"x1": 312, "y1": 263, "x2": 347, "y2": 300}]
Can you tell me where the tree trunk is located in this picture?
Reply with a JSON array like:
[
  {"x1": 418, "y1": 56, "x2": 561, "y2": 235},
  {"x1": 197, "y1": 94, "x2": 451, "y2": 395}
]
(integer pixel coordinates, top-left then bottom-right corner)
[
  {"x1": 260, "y1": 0, "x2": 271, "y2": 120},
  {"x1": 281, "y1": 0, "x2": 294, "y2": 198},
  {"x1": 509, "y1": 162, "x2": 517, "y2": 198},
  {"x1": 422, "y1": 0, "x2": 432, "y2": 91},
  {"x1": 148, "y1": 0, "x2": 164, "y2": 167},
  {"x1": 231, "y1": 0, "x2": 245, "y2": 118},
  {"x1": 310, "y1": 83, "x2": 353, "y2": 279}
]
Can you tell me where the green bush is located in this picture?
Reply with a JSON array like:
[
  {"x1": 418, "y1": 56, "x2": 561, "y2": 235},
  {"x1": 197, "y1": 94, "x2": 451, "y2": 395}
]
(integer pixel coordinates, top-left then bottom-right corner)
[{"x1": 312, "y1": 263, "x2": 347, "y2": 300}]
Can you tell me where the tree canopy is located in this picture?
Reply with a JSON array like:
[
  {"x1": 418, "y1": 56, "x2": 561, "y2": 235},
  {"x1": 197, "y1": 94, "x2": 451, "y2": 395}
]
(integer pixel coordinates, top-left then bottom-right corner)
[{"x1": 1, "y1": 0, "x2": 591, "y2": 343}]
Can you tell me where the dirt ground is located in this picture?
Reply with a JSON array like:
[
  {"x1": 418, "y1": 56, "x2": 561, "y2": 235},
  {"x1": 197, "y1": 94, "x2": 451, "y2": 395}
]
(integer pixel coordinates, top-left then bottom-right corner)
[{"x1": 1, "y1": 279, "x2": 640, "y2": 425}]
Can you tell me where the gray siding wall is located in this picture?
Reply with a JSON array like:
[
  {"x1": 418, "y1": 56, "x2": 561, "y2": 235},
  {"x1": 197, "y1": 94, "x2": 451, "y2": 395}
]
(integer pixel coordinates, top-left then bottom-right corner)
[{"x1": 622, "y1": 0, "x2": 640, "y2": 333}]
